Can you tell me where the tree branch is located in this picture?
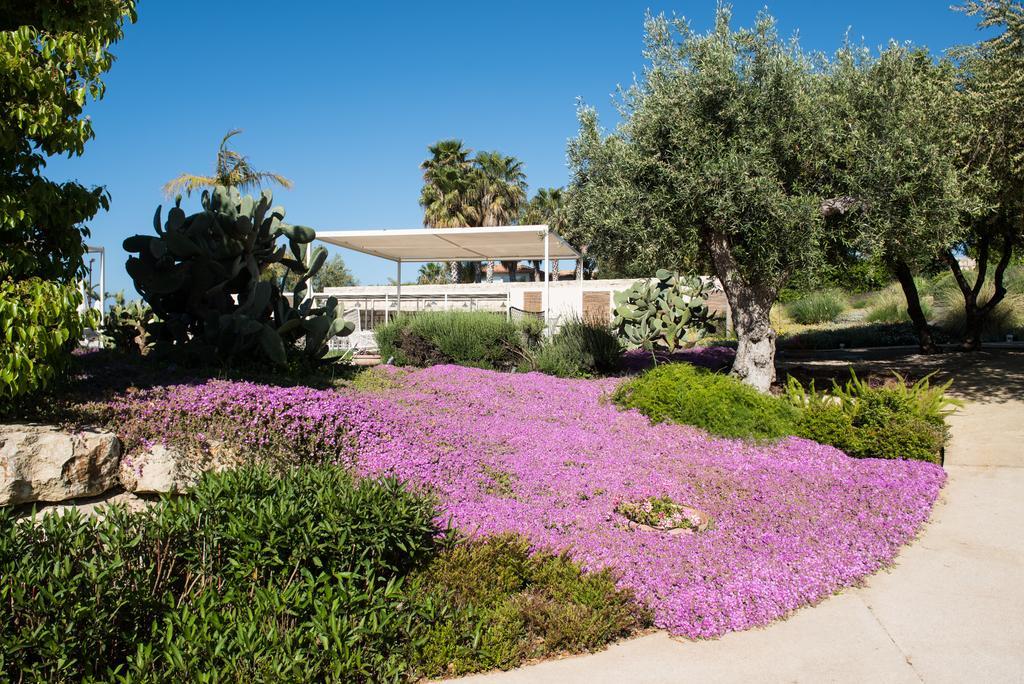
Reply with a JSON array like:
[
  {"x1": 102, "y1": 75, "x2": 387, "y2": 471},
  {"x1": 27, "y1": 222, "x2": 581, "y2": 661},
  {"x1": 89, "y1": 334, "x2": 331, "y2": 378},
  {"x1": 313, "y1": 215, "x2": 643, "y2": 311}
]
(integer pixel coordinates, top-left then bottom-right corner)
[
  {"x1": 943, "y1": 250, "x2": 974, "y2": 300},
  {"x1": 972, "y1": 230, "x2": 991, "y2": 298},
  {"x1": 979, "y1": 227, "x2": 1014, "y2": 315}
]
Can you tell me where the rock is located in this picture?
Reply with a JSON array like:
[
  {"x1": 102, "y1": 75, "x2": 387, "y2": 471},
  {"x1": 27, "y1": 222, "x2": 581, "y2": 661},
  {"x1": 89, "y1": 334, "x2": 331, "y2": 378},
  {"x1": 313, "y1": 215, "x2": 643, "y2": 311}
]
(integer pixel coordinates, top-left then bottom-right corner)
[
  {"x1": 0, "y1": 424, "x2": 121, "y2": 505},
  {"x1": 119, "y1": 444, "x2": 182, "y2": 494},
  {"x1": 26, "y1": 491, "x2": 152, "y2": 520},
  {"x1": 120, "y1": 439, "x2": 241, "y2": 494},
  {"x1": 681, "y1": 505, "x2": 715, "y2": 533}
]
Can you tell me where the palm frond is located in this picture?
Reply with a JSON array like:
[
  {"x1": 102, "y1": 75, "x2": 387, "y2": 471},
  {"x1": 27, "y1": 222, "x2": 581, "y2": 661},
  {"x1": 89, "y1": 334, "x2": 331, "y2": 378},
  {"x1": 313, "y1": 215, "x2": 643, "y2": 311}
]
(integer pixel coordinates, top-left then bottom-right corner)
[
  {"x1": 164, "y1": 129, "x2": 292, "y2": 197},
  {"x1": 163, "y1": 173, "x2": 218, "y2": 197}
]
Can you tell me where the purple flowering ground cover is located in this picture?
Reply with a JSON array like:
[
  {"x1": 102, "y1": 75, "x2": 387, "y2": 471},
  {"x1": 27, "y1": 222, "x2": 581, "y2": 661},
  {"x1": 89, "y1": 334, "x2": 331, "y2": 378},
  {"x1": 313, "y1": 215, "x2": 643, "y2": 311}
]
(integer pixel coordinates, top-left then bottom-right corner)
[{"x1": 105, "y1": 357, "x2": 945, "y2": 639}]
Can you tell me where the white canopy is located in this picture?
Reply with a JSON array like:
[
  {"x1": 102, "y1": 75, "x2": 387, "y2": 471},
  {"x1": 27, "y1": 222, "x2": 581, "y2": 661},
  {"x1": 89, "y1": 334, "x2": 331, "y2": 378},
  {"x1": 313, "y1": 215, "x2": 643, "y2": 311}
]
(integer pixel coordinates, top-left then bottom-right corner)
[
  {"x1": 315, "y1": 225, "x2": 580, "y2": 262},
  {"x1": 314, "y1": 225, "x2": 580, "y2": 331}
]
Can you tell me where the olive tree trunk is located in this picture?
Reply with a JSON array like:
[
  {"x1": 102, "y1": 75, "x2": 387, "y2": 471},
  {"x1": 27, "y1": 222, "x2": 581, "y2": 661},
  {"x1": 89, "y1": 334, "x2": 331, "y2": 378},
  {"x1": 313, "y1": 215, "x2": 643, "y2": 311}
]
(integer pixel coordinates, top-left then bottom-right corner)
[
  {"x1": 707, "y1": 228, "x2": 777, "y2": 392},
  {"x1": 942, "y1": 227, "x2": 1014, "y2": 351},
  {"x1": 893, "y1": 259, "x2": 938, "y2": 354}
]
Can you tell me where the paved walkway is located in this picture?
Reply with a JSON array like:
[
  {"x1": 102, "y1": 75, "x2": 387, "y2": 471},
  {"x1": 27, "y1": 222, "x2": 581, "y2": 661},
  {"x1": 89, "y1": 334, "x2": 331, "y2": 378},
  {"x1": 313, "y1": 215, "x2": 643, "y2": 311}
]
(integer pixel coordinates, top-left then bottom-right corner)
[{"x1": 459, "y1": 352, "x2": 1024, "y2": 683}]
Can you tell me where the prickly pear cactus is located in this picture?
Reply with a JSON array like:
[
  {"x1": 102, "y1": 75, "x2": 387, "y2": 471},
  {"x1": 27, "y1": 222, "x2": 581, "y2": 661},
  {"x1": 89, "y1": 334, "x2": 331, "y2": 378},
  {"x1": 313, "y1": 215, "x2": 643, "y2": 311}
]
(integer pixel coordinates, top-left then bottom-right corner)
[
  {"x1": 612, "y1": 269, "x2": 715, "y2": 352},
  {"x1": 103, "y1": 292, "x2": 158, "y2": 355},
  {"x1": 123, "y1": 186, "x2": 353, "y2": 366}
]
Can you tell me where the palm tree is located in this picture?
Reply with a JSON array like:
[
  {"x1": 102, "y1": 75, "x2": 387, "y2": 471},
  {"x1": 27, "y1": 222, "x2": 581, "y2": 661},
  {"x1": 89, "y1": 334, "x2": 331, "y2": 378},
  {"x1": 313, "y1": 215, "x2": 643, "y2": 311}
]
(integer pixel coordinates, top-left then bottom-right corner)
[
  {"x1": 471, "y1": 151, "x2": 527, "y2": 282},
  {"x1": 420, "y1": 140, "x2": 475, "y2": 283},
  {"x1": 417, "y1": 262, "x2": 448, "y2": 284},
  {"x1": 522, "y1": 187, "x2": 564, "y2": 282},
  {"x1": 163, "y1": 129, "x2": 293, "y2": 197}
]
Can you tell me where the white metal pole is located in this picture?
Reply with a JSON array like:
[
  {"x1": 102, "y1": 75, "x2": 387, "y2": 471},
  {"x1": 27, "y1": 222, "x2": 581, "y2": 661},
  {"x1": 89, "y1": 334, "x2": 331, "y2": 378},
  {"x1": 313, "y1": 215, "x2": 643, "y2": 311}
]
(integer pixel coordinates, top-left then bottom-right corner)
[
  {"x1": 396, "y1": 259, "x2": 402, "y2": 315},
  {"x1": 98, "y1": 248, "x2": 106, "y2": 326},
  {"x1": 544, "y1": 227, "x2": 551, "y2": 334},
  {"x1": 304, "y1": 243, "x2": 313, "y2": 304}
]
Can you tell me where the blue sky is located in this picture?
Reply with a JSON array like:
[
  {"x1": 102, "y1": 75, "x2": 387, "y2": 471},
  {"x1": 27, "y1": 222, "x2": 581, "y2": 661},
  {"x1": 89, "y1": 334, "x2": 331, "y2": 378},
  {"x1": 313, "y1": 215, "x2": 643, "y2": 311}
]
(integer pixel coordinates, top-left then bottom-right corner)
[{"x1": 46, "y1": 1, "x2": 984, "y2": 296}]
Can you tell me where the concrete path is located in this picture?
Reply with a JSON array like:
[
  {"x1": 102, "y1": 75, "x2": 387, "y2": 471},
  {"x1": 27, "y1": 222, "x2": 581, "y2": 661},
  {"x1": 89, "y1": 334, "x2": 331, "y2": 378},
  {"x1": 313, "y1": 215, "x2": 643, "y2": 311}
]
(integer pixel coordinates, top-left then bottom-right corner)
[{"x1": 458, "y1": 352, "x2": 1024, "y2": 684}]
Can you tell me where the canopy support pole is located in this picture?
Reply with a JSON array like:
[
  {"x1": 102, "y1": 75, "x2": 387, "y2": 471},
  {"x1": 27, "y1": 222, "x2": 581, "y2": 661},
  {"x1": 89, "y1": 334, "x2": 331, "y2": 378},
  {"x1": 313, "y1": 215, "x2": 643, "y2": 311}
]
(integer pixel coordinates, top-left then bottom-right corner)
[
  {"x1": 396, "y1": 259, "x2": 402, "y2": 316},
  {"x1": 98, "y1": 248, "x2": 106, "y2": 325},
  {"x1": 544, "y1": 227, "x2": 551, "y2": 335},
  {"x1": 304, "y1": 243, "x2": 313, "y2": 304}
]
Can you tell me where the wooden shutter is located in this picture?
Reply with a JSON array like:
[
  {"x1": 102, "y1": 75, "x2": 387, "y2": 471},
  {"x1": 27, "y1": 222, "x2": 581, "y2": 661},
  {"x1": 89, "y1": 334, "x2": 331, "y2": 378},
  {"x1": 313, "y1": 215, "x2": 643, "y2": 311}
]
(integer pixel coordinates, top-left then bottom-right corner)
[
  {"x1": 523, "y1": 291, "x2": 542, "y2": 313},
  {"x1": 582, "y1": 291, "x2": 610, "y2": 324}
]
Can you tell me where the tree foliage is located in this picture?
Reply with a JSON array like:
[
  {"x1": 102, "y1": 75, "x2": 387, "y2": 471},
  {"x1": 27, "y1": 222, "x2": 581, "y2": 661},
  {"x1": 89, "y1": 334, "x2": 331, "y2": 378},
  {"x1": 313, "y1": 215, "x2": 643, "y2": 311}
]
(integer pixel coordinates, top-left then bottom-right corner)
[
  {"x1": 565, "y1": 7, "x2": 829, "y2": 389},
  {"x1": 417, "y1": 262, "x2": 448, "y2": 284},
  {"x1": 262, "y1": 253, "x2": 356, "y2": 291},
  {"x1": 824, "y1": 44, "x2": 985, "y2": 352},
  {"x1": 0, "y1": 279, "x2": 87, "y2": 411},
  {"x1": 163, "y1": 129, "x2": 293, "y2": 198},
  {"x1": 943, "y1": 0, "x2": 1024, "y2": 349},
  {"x1": 0, "y1": 0, "x2": 134, "y2": 406},
  {"x1": 0, "y1": 0, "x2": 136, "y2": 283},
  {"x1": 419, "y1": 141, "x2": 529, "y2": 283}
]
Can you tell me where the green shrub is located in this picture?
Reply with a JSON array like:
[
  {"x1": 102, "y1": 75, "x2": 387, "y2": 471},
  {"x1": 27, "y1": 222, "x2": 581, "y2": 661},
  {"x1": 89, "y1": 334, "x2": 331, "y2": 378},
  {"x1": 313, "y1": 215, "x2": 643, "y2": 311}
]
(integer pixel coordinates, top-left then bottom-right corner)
[
  {"x1": 0, "y1": 506, "x2": 161, "y2": 681},
  {"x1": 612, "y1": 363, "x2": 800, "y2": 440},
  {"x1": 535, "y1": 317, "x2": 623, "y2": 377},
  {"x1": 613, "y1": 362, "x2": 956, "y2": 463},
  {"x1": 852, "y1": 414, "x2": 945, "y2": 463},
  {"x1": 1, "y1": 468, "x2": 645, "y2": 681},
  {"x1": 376, "y1": 311, "x2": 528, "y2": 370},
  {"x1": 793, "y1": 402, "x2": 859, "y2": 452},
  {"x1": 0, "y1": 278, "x2": 87, "y2": 412},
  {"x1": 412, "y1": 535, "x2": 649, "y2": 677},
  {"x1": 786, "y1": 372, "x2": 959, "y2": 463},
  {"x1": 785, "y1": 289, "x2": 846, "y2": 324},
  {"x1": 1, "y1": 466, "x2": 439, "y2": 682}
]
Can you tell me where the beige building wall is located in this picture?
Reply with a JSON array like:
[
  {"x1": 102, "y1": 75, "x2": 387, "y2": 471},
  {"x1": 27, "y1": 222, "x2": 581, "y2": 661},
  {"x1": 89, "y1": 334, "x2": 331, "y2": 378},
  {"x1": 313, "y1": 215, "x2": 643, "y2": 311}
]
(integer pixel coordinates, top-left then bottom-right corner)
[{"x1": 321, "y1": 278, "x2": 729, "y2": 330}]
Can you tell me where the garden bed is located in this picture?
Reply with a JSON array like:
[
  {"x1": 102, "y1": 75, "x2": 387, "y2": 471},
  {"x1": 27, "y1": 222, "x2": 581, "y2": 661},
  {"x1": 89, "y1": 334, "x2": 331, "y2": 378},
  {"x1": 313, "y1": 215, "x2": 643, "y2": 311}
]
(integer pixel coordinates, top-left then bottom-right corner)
[{"x1": 81, "y1": 354, "x2": 946, "y2": 639}]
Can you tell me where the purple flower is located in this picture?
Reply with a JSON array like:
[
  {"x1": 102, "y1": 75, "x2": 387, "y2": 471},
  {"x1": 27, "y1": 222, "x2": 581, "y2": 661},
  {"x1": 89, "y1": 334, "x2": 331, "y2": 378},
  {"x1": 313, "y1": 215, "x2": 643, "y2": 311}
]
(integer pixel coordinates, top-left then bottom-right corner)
[{"x1": 99, "y1": 353, "x2": 944, "y2": 639}]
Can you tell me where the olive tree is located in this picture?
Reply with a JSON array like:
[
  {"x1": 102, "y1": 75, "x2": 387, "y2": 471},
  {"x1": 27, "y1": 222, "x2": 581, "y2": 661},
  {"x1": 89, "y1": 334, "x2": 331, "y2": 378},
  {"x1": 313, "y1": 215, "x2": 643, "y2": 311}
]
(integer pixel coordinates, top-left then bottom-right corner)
[
  {"x1": 943, "y1": 1, "x2": 1024, "y2": 350},
  {"x1": 565, "y1": 7, "x2": 829, "y2": 391},
  {"x1": 824, "y1": 45, "x2": 984, "y2": 353}
]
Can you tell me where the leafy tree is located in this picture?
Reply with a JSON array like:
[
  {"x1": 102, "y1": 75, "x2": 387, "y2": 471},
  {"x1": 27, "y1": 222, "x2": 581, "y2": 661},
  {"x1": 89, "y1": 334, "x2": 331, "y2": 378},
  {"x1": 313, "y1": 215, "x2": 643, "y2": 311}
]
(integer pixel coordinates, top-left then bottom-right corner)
[
  {"x1": 943, "y1": 0, "x2": 1024, "y2": 350},
  {"x1": 163, "y1": 129, "x2": 293, "y2": 197},
  {"x1": 471, "y1": 151, "x2": 527, "y2": 282},
  {"x1": 1, "y1": 0, "x2": 136, "y2": 283},
  {"x1": 824, "y1": 44, "x2": 983, "y2": 353},
  {"x1": 565, "y1": 8, "x2": 829, "y2": 390},
  {"x1": 262, "y1": 253, "x2": 356, "y2": 291},
  {"x1": 419, "y1": 142, "x2": 529, "y2": 284},
  {"x1": 312, "y1": 254, "x2": 356, "y2": 290},
  {"x1": 419, "y1": 140, "x2": 475, "y2": 283},
  {"x1": 522, "y1": 187, "x2": 567, "y2": 282},
  {"x1": 0, "y1": 0, "x2": 135, "y2": 406},
  {"x1": 417, "y1": 262, "x2": 448, "y2": 284}
]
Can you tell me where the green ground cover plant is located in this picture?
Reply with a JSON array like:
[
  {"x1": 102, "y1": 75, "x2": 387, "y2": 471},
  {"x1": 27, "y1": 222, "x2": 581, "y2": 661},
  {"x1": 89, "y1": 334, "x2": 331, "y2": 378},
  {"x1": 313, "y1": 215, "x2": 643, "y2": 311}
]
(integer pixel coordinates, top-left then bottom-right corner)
[
  {"x1": 376, "y1": 311, "x2": 531, "y2": 370},
  {"x1": 534, "y1": 317, "x2": 623, "y2": 378},
  {"x1": 1, "y1": 466, "x2": 646, "y2": 682},
  {"x1": 614, "y1": 363, "x2": 956, "y2": 463},
  {"x1": 612, "y1": 364, "x2": 800, "y2": 440},
  {"x1": 414, "y1": 534, "x2": 649, "y2": 677}
]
